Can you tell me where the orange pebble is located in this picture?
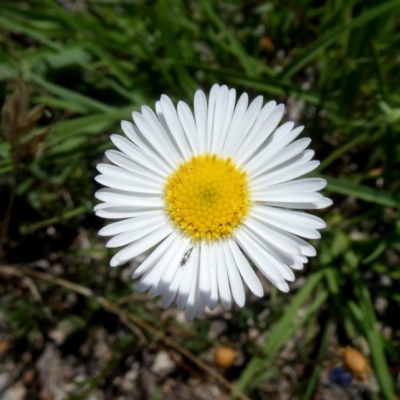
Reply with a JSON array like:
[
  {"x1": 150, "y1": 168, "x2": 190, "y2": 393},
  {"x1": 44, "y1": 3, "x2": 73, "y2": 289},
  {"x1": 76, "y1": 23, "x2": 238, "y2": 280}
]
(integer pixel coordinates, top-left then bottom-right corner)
[
  {"x1": 215, "y1": 346, "x2": 236, "y2": 369},
  {"x1": 342, "y1": 347, "x2": 368, "y2": 374},
  {"x1": 260, "y1": 37, "x2": 274, "y2": 51}
]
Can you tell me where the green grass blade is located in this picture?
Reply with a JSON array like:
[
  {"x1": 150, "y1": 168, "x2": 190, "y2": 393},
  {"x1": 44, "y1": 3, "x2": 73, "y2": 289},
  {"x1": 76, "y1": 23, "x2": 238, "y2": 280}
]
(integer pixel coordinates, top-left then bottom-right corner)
[
  {"x1": 322, "y1": 175, "x2": 400, "y2": 209},
  {"x1": 317, "y1": 133, "x2": 369, "y2": 172},
  {"x1": 26, "y1": 71, "x2": 115, "y2": 113},
  {"x1": 234, "y1": 271, "x2": 326, "y2": 395},
  {"x1": 303, "y1": 317, "x2": 332, "y2": 400},
  {"x1": 280, "y1": 0, "x2": 400, "y2": 79},
  {"x1": 349, "y1": 286, "x2": 395, "y2": 400},
  {"x1": 201, "y1": 1, "x2": 275, "y2": 77}
]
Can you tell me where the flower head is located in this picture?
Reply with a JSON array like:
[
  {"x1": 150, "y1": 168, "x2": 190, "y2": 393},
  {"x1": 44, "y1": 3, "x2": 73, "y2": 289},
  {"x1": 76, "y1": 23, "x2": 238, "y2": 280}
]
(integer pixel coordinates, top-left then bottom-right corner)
[{"x1": 95, "y1": 84, "x2": 332, "y2": 320}]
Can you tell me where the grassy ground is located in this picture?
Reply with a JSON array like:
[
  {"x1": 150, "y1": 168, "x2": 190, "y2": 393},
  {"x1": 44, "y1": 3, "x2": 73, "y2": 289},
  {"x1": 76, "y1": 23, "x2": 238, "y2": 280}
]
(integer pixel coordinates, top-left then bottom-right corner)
[{"x1": 1, "y1": 0, "x2": 400, "y2": 399}]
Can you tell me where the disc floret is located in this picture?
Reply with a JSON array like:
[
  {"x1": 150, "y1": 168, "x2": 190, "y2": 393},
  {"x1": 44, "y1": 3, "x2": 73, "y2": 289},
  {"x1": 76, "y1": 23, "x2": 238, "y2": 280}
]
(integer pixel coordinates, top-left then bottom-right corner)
[{"x1": 165, "y1": 154, "x2": 250, "y2": 241}]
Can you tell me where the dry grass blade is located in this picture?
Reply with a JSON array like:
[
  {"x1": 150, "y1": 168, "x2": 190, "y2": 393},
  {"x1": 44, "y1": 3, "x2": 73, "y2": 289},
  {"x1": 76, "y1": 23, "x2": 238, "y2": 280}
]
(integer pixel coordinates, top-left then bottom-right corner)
[
  {"x1": 0, "y1": 265, "x2": 251, "y2": 400},
  {"x1": 2, "y1": 80, "x2": 48, "y2": 151}
]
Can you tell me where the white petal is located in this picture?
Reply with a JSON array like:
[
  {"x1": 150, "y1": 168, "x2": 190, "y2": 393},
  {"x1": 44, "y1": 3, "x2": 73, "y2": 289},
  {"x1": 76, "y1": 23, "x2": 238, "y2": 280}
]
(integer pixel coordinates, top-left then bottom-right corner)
[
  {"x1": 95, "y1": 188, "x2": 163, "y2": 208},
  {"x1": 95, "y1": 206, "x2": 157, "y2": 219},
  {"x1": 313, "y1": 198, "x2": 333, "y2": 209},
  {"x1": 96, "y1": 161, "x2": 164, "y2": 187},
  {"x1": 252, "y1": 157, "x2": 319, "y2": 189},
  {"x1": 269, "y1": 279, "x2": 290, "y2": 293},
  {"x1": 177, "y1": 247, "x2": 200, "y2": 310},
  {"x1": 256, "y1": 148, "x2": 315, "y2": 178},
  {"x1": 199, "y1": 243, "x2": 212, "y2": 305},
  {"x1": 95, "y1": 173, "x2": 161, "y2": 195},
  {"x1": 228, "y1": 240, "x2": 263, "y2": 297},
  {"x1": 241, "y1": 226, "x2": 295, "y2": 282},
  {"x1": 258, "y1": 206, "x2": 326, "y2": 230},
  {"x1": 110, "y1": 224, "x2": 174, "y2": 267},
  {"x1": 195, "y1": 289, "x2": 207, "y2": 316},
  {"x1": 133, "y1": 109, "x2": 181, "y2": 168},
  {"x1": 222, "y1": 242, "x2": 245, "y2": 307},
  {"x1": 218, "y1": 88, "x2": 236, "y2": 153},
  {"x1": 157, "y1": 238, "x2": 192, "y2": 294},
  {"x1": 235, "y1": 229, "x2": 286, "y2": 283},
  {"x1": 120, "y1": 121, "x2": 172, "y2": 173},
  {"x1": 207, "y1": 244, "x2": 219, "y2": 310},
  {"x1": 259, "y1": 100, "x2": 278, "y2": 120},
  {"x1": 106, "y1": 214, "x2": 166, "y2": 248},
  {"x1": 316, "y1": 197, "x2": 333, "y2": 209},
  {"x1": 206, "y1": 84, "x2": 220, "y2": 151},
  {"x1": 253, "y1": 191, "x2": 324, "y2": 204},
  {"x1": 231, "y1": 95, "x2": 264, "y2": 156},
  {"x1": 245, "y1": 123, "x2": 303, "y2": 174},
  {"x1": 94, "y1": 202, "x2": 116, "y2": 211},
  {"x1": 216, "y1": 243, "x2": 232, "y2": 308},
  {"x1": 291, "y1": 255, "x2": 305, "y2": 270},
  {"x1": 237, "y1": 104, "x2": 285, "y2": 165},
  {"x1": 160, "y1": 95, "x2": 191, "y2": 160},
  {"x1": 110, "y1": 134, "x2": 169, "y2": 178},
  {"x1": 222, "y1": 92, "x2": 248, "y2": 157},
  {"x1": 149, "y1": 284, "x2": 158, "y2": 298},
  {"x1": 194, "y1": 89, "x2": 208, "y2": 154},
  {"x1": 257, "y1": 223, "x2": 317, "y2": 258},
  {"x1": 252, "y1": 205, "x2": 323, "y2": 239},
  {"x1": 185, "y1": 257, "x2": 201, "y2": 321},
  {"x1": 105, "y1": 150, "x2": 164, "y2": 183},
  {"x1": 259, "y1": 178, "x2": 327, "y2": 195},
  {"x1": 99, "y1": 210, "x2": 165, "y2": 236},
  {"x1": 163, "y1": 268, "x2": 183, "y2": 308},
  {"x1": 250, "y1": 137, "x2": 312, "y2": 179},
  {"x1": 211, "y1": 85, "x2": 228, "y2": 153},
  {"x1": 132, "y1": 232, "x2": 177, "y2": 279},
  {"x1": 177, "y1": 101, "x2": 200, "y2": 155},
  {"x1": 244, "y1": 216, "x2": 302, "y2": 255},
  {"x1": 96, "y1": 163, "x2": 162, "y2": 190},
  {"x1": 137, "y1": 237, "x2": 182, "y2": 293},
  {"x1": 264, "y1": 199, "x2": 331, "y2": 209},
  {"x1": 154, "y1": 100, "x2": 181, "y2": 158},
  {"x1": 137, "y1": 240, "x2": 179, "y2": 297}
]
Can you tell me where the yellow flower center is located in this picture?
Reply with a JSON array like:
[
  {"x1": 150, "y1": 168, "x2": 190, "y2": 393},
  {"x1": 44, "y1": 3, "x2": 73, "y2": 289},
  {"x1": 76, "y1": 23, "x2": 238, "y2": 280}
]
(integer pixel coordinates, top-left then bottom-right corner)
[{"x1": 164, "y1": 154, "x2": 250, "y2": 241}]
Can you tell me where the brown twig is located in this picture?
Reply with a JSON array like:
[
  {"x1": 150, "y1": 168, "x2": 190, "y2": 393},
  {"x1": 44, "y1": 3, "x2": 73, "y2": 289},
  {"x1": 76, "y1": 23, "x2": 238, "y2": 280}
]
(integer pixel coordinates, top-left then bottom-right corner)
[
  {"x1": 116, "y1": 293, "x2": 150, "y2": 305},
  {"x1": 0, "y1": 265, "x2": 251, "y2": 400},
  {"x1": 141, "y1": 347, "x2": 152, "y2": 400}
]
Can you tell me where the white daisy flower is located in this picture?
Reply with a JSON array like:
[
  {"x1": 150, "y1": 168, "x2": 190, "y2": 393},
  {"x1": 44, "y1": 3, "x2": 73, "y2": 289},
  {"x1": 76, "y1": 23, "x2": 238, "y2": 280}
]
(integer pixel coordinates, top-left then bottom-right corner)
[{"x1": 95, "y1": 84, "x2": 332, "y2": 321}]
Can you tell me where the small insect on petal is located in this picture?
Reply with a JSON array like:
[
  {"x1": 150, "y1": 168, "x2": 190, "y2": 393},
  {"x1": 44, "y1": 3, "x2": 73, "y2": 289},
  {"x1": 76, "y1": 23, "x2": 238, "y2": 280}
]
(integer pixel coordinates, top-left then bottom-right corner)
[{"x1": 180, "y1": 247, "x2": 193, "y2": 266}]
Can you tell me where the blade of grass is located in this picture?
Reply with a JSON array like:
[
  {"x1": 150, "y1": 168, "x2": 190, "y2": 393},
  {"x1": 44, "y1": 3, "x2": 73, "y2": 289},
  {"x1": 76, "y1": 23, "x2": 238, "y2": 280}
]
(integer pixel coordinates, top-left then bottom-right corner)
[
  {"x1": 20, "y1": 206, "x2": 88, "y2": 234},
  {"x1": 348, "y1": 287, "x2": 395, "y2": 400},
  {"x1": 251, "y1": 290, "x2": 329, "y2": 389},
  {"x1": 49, "y1": 109, "x2": 132, "y2": 138},
  {"x1": 280, "y1": 0, "x2": 400, "y2": 79},
  {"x1": 201, "y1": 1, "x2": 275, "y2": 77},
  {"x1": 167, "y1": 60, "x2": 321, "y2": 105},
  {"x1": 303, "y1": 317, "x2": 332, "y2": 400},
  {"x1": 0, "y1": 16, "x2": 62, "y2": 51},
  {"x1": 87, "y1": 43, "x2": 133, "y2": 88},
  {"x1": 359, "y1": 285, "x2": 394, "y2": 399},
  {"x1": 233, "y1": 270, "x2": 327, "y2": 395},
  {"x1": 321, "y1": 175, "x2": 400, "y2": 209},
  {"x1": 25, "y1": 71, "x2": 114, "y2": 113},
  {"x1": 317, "y1": 132, "x2": 369, "y2": 172}
]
